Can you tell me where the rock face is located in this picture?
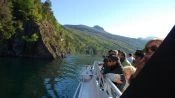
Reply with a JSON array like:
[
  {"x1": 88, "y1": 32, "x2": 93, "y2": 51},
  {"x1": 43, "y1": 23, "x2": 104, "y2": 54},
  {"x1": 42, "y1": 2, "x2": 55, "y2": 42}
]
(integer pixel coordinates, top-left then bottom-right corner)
[
  {"x1": 0, "y1": 0, "x2": 65, "y2": 59},
  {"x1": 39, "y1": 21, "x2": 63, "y2": 59},
  {"x1": 0, "y1": 20, "x2": 63, "y2": 59}
]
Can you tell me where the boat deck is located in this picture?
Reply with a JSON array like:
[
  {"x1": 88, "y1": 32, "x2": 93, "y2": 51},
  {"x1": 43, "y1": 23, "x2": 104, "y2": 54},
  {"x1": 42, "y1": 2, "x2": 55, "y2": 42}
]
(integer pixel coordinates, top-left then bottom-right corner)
[{"x1": 78, "y1": 76, "x2": 107, "y2": 98}]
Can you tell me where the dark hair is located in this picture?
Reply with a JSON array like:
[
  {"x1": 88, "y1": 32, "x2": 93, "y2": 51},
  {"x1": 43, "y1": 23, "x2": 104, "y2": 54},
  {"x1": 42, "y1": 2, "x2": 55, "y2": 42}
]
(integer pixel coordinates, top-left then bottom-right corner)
[
  {"x1": 129, "y1": 53, "x2": 132, "y2": 56},
  {"x1": 103, "y1": 57, "x2": 109, "y2": 63},
  {"x1": 109, "y1": 56, "x2": 119, "y2": 62},
  {"x1": 134, "y1": 50, "x2": 144, "y2": 58}
]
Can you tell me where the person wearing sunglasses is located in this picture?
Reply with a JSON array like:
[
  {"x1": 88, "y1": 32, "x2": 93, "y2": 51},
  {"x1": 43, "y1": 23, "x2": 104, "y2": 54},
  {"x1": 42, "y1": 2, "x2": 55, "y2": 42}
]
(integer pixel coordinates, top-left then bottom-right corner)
[
  {"x1": 144, "y1": 38, "x2": 163, "y2": 62},
  {"x1": 130, "y1": 38, "x2": 163, "y2": 83}
]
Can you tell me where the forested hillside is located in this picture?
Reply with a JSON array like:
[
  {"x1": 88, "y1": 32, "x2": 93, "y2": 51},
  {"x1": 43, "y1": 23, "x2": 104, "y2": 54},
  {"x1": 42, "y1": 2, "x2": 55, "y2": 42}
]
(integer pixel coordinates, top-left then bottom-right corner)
[
  {"x1": 0, "y1": 0, "x2": 76, "y2": 59},
  {"x1": 0, "y1": 0, "x2": 146, "y2": 59},
  {"x1": 64, "y1": 25, "x2": 146, "y2": 54}
]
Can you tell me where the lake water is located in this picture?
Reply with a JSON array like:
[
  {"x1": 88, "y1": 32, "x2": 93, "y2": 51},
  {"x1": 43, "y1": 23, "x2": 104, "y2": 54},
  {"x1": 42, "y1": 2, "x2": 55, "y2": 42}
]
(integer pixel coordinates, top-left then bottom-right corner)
[{"x1": 0, "y1": 55, "x2": 102, "y2": 98}]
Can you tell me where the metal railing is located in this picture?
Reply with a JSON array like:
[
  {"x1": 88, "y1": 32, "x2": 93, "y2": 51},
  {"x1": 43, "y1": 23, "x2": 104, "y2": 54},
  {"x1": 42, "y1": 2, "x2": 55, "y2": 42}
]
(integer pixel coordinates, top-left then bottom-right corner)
[
  {"x1": 73, "y1": 83, "x2": 81, "y2": 98},
  {"x1": 92, "y1": 61, "x2": 122, "y2": 98},
  {"x1": 73, "y1": 61, "x2": 122, "y2": 98}
]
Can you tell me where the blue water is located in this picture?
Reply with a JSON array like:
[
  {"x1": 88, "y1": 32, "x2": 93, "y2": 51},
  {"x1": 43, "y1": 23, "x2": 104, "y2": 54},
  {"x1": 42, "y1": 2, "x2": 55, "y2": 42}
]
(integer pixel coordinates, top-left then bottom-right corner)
[{"x1": 0, "y1": 55, "x2": 102, "y2": 98}]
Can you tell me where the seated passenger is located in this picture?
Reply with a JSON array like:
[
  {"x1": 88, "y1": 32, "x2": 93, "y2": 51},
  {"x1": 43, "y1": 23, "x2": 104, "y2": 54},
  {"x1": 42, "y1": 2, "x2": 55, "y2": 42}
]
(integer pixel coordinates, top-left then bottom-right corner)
[
  {"x1": 102, "y1": 56, "x2": 126, "y2": 91},
  {"x1": 103, "y1": 56, "x2": 123, "y2": 74},
  {"x1": 130, "y1": 38, "x2": 163, "y2": 83},
  {"x1": 122, "y1": 66, "x2": 136, "y2": 92},
  {"x1": 118, "y1": 50, "x2": 132, "y2": 67}
]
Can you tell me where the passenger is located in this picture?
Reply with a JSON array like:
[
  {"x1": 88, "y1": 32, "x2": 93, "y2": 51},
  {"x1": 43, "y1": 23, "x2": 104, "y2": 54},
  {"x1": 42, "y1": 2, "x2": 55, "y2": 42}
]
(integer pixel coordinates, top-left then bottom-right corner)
[
  {"x1": 127, "y1": 53, "x2": 135, "y2": 64},
  {"x1": 144, "y1": 38, "x2": 163, "y2": 62},
  {"x1": 130, "y1": 38, "x2": 163, "y2": 82},
  {"x1": 122, "y1": 66, "x2": 136, "y2": 92},
  {"x1": 118, "y1": 50, "x2": 132, "y2": 67},
  {"x1": 102, "y1": 56, "x2": 126, "y2": 91},
  {"x1": 103, "y1": 56, "x2": 123, "y2": 74},
  {"x1": 102, "y1": 50, "x2": 117, "y2": 69},
  {"x1": 132, "y1": 50, "x2": 145, "y2": 67}
]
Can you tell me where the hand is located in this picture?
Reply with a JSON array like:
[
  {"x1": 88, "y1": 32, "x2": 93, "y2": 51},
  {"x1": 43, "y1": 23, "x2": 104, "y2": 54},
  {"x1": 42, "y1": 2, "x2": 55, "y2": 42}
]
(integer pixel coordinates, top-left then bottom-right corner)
[{"x1": 115, "y1": 79, "x2": 123, "y2": 84}]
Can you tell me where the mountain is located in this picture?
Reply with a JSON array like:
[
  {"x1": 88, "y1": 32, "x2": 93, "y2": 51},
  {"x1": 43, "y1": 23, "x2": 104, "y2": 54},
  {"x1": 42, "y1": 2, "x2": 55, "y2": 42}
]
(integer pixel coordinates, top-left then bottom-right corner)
[
  {"x1": 64, "y1": 24, "x2": 108, "y2": 34},
  {"x1": 93, "y1": 25, "x2": 105, "y2": 32},
  {"x1": 0, "y1": 0, "x2": 147, "y2": 59},
  {"x1": 64, "y1": 24, "x2": 147, "y2": 53}
]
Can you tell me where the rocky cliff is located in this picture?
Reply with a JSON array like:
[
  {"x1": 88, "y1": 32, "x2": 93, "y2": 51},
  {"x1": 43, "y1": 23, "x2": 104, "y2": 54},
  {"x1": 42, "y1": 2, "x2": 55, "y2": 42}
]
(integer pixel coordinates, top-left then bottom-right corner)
[
  {"x1": 0, "y1": 0, "x2": 65, "y2": 59},
  {"x1": 1, "y1": 20, "x2": 64, "y2": 59}
]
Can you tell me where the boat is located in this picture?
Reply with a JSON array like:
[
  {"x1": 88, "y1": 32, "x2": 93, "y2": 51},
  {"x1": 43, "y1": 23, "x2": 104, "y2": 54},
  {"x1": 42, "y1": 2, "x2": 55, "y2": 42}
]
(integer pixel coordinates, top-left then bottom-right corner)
[{"x1": 73, "y1": 61, "x2": 122, "y2": 98}]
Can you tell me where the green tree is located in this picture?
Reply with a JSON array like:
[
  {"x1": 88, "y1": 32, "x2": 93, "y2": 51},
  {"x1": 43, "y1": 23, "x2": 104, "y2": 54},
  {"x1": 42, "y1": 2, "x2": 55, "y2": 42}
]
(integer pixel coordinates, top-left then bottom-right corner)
[
  {"x1": 0, "y1": 1, "x2": 15, "y2": 40},
  {"x1": 12, "y1": 0, "x2": 42, "y2": 21},
  {"x1": 22, "y1": 33, "x2": 39, "y2": 42}
]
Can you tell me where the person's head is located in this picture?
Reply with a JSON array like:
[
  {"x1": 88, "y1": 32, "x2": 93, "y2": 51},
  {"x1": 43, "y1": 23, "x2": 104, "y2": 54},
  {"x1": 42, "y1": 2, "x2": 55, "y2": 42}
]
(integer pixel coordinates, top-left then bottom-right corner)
[
  {"x1": 106, "y1": 56, "x2": 120, "y2": 67},
  {"x1": 118, "y1": 51, "x2": 126, "y2": 62},
  {"x1": 123, "y1": 66, "x2": 136, "y2": 80},
  {"x1": 144, "y1": 38, "x2": 163, "y2": 59},
  {"x1": 108, "y1": 50, "x2": 117, "y2": 57},
  {"x1": 134, "y1": 50, "x2": 144, "y2": 59},
  {"x1": 128, "y1": 53, "x2": 133, "y2": 57},
  {"x1": 133, "y1": 50, "x2": 145, "y2": 67}
]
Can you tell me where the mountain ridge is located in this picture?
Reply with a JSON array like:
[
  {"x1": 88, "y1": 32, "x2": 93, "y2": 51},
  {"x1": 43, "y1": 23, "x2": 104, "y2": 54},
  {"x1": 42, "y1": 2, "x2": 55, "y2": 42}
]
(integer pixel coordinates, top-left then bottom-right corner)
[
  {"x1": 64, "y1": 24, "x2": 147, "y2": 53},
  {"x1": 0, "y1": 0, "x2": 147, "y2": 59}
]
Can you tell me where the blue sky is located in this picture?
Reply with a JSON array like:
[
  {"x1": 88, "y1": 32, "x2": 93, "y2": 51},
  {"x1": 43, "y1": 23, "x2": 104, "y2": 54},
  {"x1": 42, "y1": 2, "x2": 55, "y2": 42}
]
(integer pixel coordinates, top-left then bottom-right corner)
[{"x1": 50, "y1": 0, "x2": 175, "y2": 38}]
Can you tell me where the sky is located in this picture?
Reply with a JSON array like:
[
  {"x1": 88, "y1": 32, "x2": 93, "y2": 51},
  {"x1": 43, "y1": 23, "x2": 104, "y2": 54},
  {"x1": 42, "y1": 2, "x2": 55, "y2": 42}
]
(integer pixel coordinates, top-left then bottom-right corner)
[{"x1": 50, "y1": 0, "x2": 175, "y2": 38}]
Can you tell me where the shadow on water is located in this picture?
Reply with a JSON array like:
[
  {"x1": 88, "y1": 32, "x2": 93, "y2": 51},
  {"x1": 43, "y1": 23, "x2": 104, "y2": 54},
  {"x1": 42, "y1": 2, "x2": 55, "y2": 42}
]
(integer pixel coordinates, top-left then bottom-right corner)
[
  {"x1": 0, "y1": 57, "x2": 51, "y2": 98},
  {"x1": 0, "y1": 55, "x2": 102, "y2": 98}
]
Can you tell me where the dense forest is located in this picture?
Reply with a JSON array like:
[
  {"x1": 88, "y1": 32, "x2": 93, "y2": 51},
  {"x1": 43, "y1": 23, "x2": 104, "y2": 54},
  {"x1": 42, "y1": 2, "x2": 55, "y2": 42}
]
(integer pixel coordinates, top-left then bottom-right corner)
[{"x1": 0, "y1": 0, "x2": 146, "y2": 59}]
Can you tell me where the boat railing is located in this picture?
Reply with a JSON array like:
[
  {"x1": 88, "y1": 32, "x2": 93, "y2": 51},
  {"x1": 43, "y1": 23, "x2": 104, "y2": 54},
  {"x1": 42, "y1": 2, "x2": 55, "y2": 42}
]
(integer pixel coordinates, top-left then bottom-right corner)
[
  {"x1": 92, "y1": 61, "x2": 122, "y2": 98},
  {"x1": 73, "y1": 65, "x2": 94, "y2": 98},
  {"x1": 73, "y1": 61, "x2": 122, "y2": 98},
  {"x1": 73, "y1": 82, "x2": 82, "y2": 98}
]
